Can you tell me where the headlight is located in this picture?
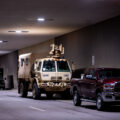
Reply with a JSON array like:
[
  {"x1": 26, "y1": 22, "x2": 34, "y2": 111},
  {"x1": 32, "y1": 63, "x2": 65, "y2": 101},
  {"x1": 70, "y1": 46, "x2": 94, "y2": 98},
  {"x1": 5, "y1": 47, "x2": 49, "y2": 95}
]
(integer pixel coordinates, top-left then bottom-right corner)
[{"x1": 103, "y1": 83, "x2": 115, "y2": 90}]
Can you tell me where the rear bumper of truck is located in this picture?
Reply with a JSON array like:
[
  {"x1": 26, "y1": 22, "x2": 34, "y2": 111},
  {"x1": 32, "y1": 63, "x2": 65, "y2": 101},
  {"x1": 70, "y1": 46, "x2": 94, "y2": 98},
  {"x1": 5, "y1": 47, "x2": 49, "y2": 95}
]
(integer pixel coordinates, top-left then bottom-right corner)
[{"x1": 102, "y1": 91, "x2": 120, "y2": 103}]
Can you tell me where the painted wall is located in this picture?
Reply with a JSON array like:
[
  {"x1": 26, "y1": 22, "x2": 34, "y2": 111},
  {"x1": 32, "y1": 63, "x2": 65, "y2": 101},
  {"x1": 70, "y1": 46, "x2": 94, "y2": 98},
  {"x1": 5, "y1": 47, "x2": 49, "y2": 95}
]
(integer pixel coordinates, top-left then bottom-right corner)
[
  {"x1": 19, "y1": 39, "x2": 54, "y2": 57},
  {"x1": 55, "y1": 16, "x2": 120, "y2": 70},
  {"x1": 0, "y1": 51, "x2": 18, "y2": 89}
]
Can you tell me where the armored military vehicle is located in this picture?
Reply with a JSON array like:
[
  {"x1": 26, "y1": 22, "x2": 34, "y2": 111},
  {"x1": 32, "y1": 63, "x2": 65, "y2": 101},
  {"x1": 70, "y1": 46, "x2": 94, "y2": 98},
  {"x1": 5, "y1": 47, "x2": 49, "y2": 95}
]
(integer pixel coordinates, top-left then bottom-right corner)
[{"x1": 18, "y1": 44, "x2": 72, "y2": 99}]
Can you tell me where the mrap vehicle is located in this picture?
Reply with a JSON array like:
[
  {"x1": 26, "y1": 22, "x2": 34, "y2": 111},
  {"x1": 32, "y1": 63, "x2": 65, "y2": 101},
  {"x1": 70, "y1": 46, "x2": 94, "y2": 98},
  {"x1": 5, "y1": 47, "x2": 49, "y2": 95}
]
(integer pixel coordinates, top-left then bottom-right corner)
[{"x1": 18, "y1": 44, "x2": 72, "y2": 99}]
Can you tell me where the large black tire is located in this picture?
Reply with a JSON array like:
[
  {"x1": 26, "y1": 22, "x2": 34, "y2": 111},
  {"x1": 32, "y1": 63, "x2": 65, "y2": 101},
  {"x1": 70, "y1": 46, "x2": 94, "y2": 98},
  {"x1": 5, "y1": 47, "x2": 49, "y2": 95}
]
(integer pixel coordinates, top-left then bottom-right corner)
[
  {"x1": 20, "y1": 82, "x2": 28, "y2": 97},
  {"x1": 32, "y1": 83, "x2": 40, "y2": 99},
  {"x1": 96, "y1": 93, "x2": 105, "y2": 110},
  {"x1": 73, "y1": 90, "x2": 81, "y2": 106}
]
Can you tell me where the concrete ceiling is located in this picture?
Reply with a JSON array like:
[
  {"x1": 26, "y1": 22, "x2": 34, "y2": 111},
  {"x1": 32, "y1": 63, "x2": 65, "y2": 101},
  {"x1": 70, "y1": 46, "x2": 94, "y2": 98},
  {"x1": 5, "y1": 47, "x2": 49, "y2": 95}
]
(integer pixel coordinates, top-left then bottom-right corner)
[{"x1": 0, "y1": 0, "x2": 120, "y2": 55}]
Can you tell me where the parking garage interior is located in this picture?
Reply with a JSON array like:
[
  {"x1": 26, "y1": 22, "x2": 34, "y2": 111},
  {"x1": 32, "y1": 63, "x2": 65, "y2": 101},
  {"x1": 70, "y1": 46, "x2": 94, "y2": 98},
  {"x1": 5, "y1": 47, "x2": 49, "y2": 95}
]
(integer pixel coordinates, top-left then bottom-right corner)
[
  {"x1": 0, "y1": 0, "x2": 120, "y2": 119},
  {"x1": 0, "y1": 15, "x2": 120, "y2": 89}
]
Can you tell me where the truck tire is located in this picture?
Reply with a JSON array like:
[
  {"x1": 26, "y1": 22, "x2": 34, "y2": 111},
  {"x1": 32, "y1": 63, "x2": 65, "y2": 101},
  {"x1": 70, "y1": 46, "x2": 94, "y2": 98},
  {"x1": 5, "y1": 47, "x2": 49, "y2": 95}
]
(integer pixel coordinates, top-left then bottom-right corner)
[
  {"x1": 73, "y1": 90, "x2": 81, "y2": 106},
  {"x1": 96, "y1": 93, "x2": 104, "y2": 110},
  {"x1": 32, "y1": 83, "x2": 40, "y2": 99},
  {"x1": 20, "y1": 82, "x2": 28, "y2": 97}
]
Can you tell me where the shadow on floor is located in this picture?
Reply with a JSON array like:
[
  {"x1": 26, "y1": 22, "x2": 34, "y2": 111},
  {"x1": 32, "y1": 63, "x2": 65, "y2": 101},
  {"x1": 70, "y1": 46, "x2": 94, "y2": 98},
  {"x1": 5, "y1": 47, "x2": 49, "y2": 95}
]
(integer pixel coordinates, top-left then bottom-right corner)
[
  {"x1": 26, "y1": 94, "x2": 72, "y2": 101},
  {"x1": 81, "y1": 104, "x2": 120, "y2": 112}
]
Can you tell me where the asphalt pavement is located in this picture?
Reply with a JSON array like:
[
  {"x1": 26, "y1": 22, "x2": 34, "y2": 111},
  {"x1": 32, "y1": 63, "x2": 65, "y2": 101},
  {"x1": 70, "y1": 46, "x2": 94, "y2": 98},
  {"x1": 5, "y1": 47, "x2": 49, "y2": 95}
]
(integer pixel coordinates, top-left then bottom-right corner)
[{"x1": 0, "y1": 90, "x2": 120, "y2": 120}]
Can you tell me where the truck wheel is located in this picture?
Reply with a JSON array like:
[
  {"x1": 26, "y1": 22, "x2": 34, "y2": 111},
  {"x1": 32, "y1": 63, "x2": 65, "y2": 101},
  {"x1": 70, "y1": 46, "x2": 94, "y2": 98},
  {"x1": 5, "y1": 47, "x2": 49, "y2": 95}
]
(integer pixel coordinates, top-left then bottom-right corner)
[
  {"x1": 20, "y1": 83, "x2": 28, "y2": 97},
  {"x1": 47, "y1": 93, "x2": 53, "y2": 99},
  {"x1": 32, "y1": 83, "x2": 40, "y2": 99},
  {"x1": 96, "y1": 93, "x2": 104, "y2": 110},
  {"x1": 73, "y1": 90, "x2": 81, "y2": 106}
]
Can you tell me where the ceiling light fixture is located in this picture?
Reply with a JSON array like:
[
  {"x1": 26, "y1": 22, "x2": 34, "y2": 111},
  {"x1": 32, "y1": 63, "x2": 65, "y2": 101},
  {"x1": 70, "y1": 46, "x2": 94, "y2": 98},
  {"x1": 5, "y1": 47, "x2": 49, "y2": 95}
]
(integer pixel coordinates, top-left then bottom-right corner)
[
  {"x1": 0, "y1": 40, "x2": 3, "y2": 43},
  {"x1": 8, "y1": 30, "x2": 29, "y2": 33},
  {"x1": 37, "y1": 18, "x2": 45, "y2": 22},
  {"x1": 16, "y1": 30, "x2": 22, "y2": 34},
  {"x1": 0, "y1": 40, "x2": 7, "y2": 43}
]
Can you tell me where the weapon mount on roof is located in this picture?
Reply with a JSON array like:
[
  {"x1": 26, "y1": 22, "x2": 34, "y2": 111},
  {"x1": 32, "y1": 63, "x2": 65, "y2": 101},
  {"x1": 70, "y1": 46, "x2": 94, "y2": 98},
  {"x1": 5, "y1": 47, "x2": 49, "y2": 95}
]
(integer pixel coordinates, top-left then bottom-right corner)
[{"x1": 49, "y1": 44, "x2": 64, "y2": 58}]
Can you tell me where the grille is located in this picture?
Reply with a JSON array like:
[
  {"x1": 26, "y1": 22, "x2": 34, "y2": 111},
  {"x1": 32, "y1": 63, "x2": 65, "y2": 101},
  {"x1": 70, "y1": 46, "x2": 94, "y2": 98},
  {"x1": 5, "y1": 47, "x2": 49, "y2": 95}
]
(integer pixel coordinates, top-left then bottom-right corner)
[
  {"x1": 114, "y1": 82, "x2": 120, "y2": 92},
  {"x1": 51, "y1": 76, "x2": 62, "y2": 81},
  {"x1": 51, "y1": 77, "x2": 56, "y2": 80}
]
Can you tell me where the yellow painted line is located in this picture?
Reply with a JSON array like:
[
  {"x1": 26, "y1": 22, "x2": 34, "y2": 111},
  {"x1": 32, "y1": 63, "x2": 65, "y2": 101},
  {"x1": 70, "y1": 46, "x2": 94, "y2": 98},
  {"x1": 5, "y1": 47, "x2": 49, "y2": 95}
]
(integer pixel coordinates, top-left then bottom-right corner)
[{"x1": 29, "y1": 106, "x2": 46, "y2": 112}]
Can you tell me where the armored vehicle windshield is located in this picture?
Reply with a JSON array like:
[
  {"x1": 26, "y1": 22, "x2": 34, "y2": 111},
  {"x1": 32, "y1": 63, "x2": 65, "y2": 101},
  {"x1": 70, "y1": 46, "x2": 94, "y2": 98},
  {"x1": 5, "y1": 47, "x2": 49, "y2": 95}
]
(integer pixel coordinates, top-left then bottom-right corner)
[
  {"x1": 57, "y1": 61, "x2": 70, "y2": 72},
  {"x1": 42, "y1": 60, "x2": 56, "y2": 72},
  {"x1": 42, "y1": 60, "x2": 70, "y2": 72}
]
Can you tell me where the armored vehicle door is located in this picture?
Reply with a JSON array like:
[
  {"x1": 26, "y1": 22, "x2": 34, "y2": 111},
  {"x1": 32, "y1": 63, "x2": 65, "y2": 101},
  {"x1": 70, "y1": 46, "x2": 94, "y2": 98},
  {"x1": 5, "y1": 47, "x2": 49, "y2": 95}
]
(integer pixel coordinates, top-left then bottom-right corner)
[
  {"x1": 41, "y1": 60, "x2": 57, "y2": 82},
  {"x1": 56, "y1": 60, "x2": 71, "y2": 82}
]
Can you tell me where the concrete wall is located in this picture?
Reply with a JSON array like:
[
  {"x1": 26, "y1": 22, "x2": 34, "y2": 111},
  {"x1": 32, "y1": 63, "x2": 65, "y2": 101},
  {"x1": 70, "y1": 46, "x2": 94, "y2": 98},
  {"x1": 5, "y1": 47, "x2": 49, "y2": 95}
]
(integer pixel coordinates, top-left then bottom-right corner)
[
  {"x1": 19, "y1": 39, "x2": 54, "y2": 57},
  {"x1": 55, "y1": 16, "x2": 120, "y2": 70},
  {"x1": 0, "y1": 51, "x2": 18, "y2": 89}
]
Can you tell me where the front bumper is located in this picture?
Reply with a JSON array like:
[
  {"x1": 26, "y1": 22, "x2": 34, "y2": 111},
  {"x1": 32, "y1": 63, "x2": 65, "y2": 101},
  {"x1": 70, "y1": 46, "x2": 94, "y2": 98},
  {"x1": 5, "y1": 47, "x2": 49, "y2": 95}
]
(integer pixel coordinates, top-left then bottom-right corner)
[
  {"x1": 102, "y1": 91, "x2": 120, "y2": 102},
  {"x1": 38, "y1": 82, "x2": 71, "y2": 92}
]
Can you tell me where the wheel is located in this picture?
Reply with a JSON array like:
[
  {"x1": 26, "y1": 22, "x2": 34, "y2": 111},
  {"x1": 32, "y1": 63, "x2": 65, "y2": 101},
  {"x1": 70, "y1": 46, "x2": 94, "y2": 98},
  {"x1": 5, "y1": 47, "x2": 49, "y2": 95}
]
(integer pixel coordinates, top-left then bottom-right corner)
[
  {"x1": 20, "y1": 82, "x2": 28, "y2": 97},
  {"x1": 73, "y1": 90, "x2": 81, "y2": 106},
  {"x1": 96, "y1": 93, "x2": 104, "y2": 110},
  {"x1": 32, "y1": 83, "x2": 40, "y2": 99},
  {"x1": 47, "y1": 93, "x2": 53, "y2": 99}
]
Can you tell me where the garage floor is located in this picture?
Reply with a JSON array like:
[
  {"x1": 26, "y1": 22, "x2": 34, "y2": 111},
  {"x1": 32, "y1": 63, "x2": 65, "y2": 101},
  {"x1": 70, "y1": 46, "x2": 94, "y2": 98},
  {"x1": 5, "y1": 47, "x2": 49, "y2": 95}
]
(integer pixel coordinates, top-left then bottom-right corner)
[{"x1": 0, "y1": 90, "x2": 120, "y2": 120}]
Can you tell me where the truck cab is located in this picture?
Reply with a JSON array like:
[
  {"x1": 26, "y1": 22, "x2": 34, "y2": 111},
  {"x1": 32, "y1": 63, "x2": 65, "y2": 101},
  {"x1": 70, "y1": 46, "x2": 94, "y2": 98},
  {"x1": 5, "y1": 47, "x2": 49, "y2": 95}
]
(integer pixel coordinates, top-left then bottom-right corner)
[{"x1": 71, "y1": 68, "x2": 120, "y2": 110}]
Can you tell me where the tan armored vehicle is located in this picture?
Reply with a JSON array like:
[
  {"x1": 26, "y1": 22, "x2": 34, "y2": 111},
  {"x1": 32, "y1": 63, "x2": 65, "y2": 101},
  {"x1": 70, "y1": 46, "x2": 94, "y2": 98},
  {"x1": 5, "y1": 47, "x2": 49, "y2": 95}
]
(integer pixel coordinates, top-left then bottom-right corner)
[{"x1": 18, "y1": 44, "x2": 72, "y2": 99}]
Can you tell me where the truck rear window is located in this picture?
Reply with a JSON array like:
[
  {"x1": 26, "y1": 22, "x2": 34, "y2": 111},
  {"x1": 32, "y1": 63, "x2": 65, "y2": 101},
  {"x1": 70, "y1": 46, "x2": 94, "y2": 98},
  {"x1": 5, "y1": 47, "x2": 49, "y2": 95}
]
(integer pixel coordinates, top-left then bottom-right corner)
[
  {"x1": 42, "y1": 61, "x2": 56, "y2": 72},
  {"x1": 57, "y1": 61, "x2": 70, "y2": 72}
]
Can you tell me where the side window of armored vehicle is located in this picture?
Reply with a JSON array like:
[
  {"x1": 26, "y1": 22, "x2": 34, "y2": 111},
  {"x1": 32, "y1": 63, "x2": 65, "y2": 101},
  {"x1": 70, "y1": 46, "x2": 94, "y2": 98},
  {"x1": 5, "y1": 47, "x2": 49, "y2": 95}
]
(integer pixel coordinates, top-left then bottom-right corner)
[
  {"x1": 42, "y1": 60, "x2": 56, "y2": 72},
  {"x1": 57, "y1": 61, "x2": 70, "y2": 72},
  {"x1": 26, "y1": 58, "x2": 29, "y2": 65},
  {"x1": 30, "y1": 64, "x2": 35, "y2": 77},
  {"x1": 21, "y1": 58, "x2": 24, "y2": 67},
  {"x1": 37, "y1": 62, "x2": 42, "y2": 71}
]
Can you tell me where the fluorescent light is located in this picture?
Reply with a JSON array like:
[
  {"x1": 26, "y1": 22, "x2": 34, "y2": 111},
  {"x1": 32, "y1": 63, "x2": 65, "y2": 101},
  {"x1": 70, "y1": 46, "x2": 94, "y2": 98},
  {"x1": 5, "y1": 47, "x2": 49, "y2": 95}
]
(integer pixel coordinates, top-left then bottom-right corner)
[
  {"x1": 0, "y1": 40, "x2": 8, "y2": 43},
  {"x1": 0, "y1": 40, "x2": 3, "y2": 43},
  {"x1": 8, "y1": 30, "x2": 29, "y2": 33},
  {"x1": 37, "y1": 18, "x2": 45, "y2": 22},
  {"x1": 16, "y1": 30, "x2": 22, "y2": 33}
]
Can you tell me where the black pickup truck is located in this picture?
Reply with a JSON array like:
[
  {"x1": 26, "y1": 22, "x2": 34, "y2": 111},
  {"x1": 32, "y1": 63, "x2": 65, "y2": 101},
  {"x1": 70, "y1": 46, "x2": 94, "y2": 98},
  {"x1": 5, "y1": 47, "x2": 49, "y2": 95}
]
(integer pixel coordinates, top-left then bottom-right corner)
[{"x1": 70, "y1": 68, "x2": 120, "y2": 110}]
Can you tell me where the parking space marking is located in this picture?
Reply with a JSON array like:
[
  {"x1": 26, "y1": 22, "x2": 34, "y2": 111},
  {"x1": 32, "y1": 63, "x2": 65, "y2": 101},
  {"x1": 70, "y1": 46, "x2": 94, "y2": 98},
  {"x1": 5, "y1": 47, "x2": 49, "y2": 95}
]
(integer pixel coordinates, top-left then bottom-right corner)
[{"x1": 29, "y1": 106, "x2": 46, "y2": 112}]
